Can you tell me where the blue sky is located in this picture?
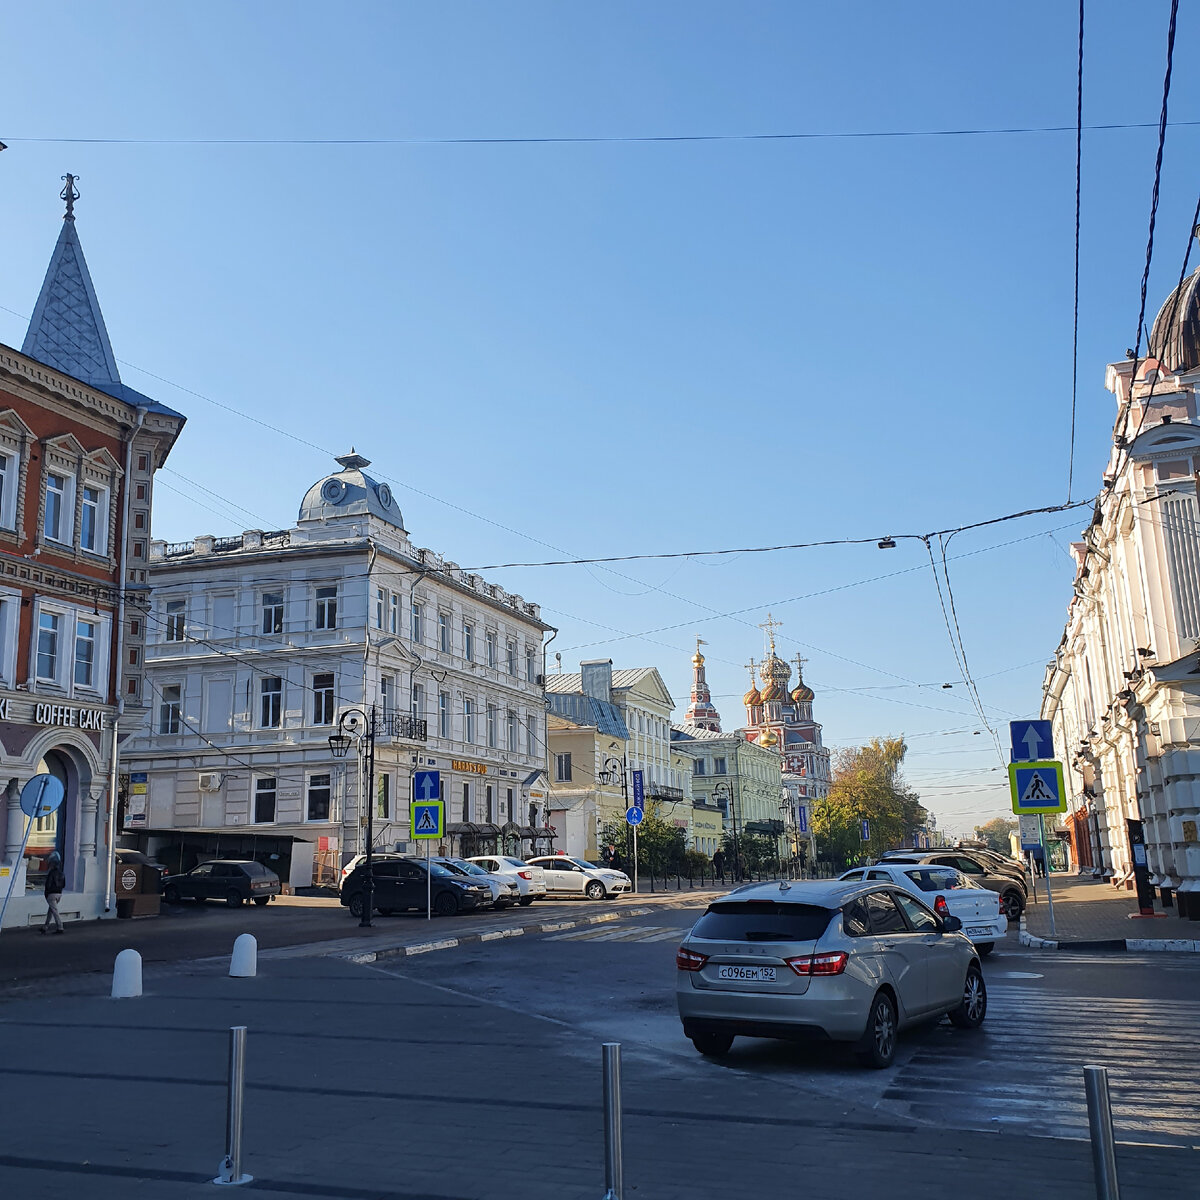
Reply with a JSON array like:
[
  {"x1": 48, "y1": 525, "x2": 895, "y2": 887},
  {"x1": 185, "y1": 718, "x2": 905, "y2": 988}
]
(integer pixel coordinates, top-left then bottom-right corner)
[{"x1": 3, "y1": 2, "x2": 1199, "y2": 838}]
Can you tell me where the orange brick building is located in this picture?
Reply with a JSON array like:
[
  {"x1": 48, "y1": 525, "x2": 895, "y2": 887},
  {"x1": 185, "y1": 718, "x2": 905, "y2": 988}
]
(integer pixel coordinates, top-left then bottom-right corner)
[{"x1": 0, "y1": 178, "x2": 184, "y2": 928}]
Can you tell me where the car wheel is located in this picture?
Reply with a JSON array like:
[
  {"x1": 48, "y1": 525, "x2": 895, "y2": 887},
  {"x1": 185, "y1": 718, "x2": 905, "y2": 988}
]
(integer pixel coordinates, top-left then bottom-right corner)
[
  {"x1": 858, "y1": 992, "x2": 898, "y2": 1069},
  {"x1": 1002, "y1": 891, "x2": 1024, "y2": 920},
  {"x1": 253, "y1": 897, "x2": 269, "y2": 907},
  {"x1": 585, "y1": 881, "x2": 606, "y2": 901},
  {"x1": 163, "y1": 884, "x2": 181, "y2": 904},
  {"x1": 691, "y1": 1033, "x2": 734, "y2": 1058},
  {"x1": 518, "y1": 897, "x2": 534, "y2": 907},
  {"x1": 225, "y1": 890, "x2": 244, "y2": 908},
  {"x1": 949, "y1": 965, "x2": 988, "y2": 1029},
  {"x1": 976, "y1": 942, "x2": 995, "y2": 957},
  {"x1": 347, "y1": 892, "x2": 366, "y2": 919},
  {"x1": 433, "y1": 891, "x2": 459, "y2": 917}
]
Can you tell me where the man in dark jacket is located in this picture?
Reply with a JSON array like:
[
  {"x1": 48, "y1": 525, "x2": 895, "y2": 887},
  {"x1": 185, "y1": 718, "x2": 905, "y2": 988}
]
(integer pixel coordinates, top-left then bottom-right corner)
[
  {"x1": 713, "y1": 848, "x2": 726, "y2": 884},
  {"x1": 41, "y1": 851, "x2": 65, "y2": 934}
]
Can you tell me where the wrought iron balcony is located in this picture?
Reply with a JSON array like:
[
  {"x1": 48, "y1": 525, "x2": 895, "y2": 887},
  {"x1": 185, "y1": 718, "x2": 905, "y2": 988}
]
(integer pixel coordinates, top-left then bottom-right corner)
[
  {"x1": 648, "y1": 785, "x2": 685, "y2": 802},
  {"x1": 380, "y1": 713, "x2": 429, "y2": 742}
]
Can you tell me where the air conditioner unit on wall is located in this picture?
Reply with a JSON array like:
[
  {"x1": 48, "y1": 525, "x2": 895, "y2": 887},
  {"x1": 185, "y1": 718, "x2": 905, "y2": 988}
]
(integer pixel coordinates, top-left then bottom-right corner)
[{"x1": 198, "y1": 772, "x2": 224, "y2": 792}]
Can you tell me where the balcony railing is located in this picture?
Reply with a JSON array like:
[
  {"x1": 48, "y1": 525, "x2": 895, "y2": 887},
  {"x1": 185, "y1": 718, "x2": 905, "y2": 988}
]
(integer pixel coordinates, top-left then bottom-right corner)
[
  {"x1": 649, "y1": 785, "x2": 685, "y2": 802},
  {"x1": 381, "y1": 713, "x2": 429, "y2": 741}
]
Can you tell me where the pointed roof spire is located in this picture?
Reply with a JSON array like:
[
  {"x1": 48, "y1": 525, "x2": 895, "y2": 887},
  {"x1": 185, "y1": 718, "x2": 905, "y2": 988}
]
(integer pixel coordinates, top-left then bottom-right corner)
[{"x1": 21, "y1": 175, "x2": 122, "y2": 388}]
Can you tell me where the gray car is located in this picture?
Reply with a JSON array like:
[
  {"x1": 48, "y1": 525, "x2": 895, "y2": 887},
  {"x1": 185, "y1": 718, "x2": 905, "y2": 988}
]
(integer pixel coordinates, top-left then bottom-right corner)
[{"x1": 675, "y1": 880, "x2": 986, "y2": 1068}]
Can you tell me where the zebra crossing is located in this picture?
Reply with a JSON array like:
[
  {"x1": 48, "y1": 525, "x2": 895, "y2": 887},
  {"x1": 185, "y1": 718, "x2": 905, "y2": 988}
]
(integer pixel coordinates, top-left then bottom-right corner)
[
  {"x1": 882, "y1": 983, "x2": 1200, "y2": 1147},
  {"x1": 546, "y1": 924, "x2": 689, "y2": 944}
]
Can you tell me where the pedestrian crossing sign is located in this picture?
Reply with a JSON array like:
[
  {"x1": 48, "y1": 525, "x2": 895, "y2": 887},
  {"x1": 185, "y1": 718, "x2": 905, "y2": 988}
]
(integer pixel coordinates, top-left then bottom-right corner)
[
  {"x1": 411, "y1": 800, "x2": 444, "y2": 839},
  {"x1": 1008, "y1": 760, "x2": 1066, "y2": 815}
]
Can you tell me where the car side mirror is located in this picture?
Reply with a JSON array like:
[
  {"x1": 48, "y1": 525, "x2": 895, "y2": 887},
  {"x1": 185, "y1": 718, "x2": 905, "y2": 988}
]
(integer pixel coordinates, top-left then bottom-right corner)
[{"x1": 941, "y1": 915, "x2": 963, "y2": 933}]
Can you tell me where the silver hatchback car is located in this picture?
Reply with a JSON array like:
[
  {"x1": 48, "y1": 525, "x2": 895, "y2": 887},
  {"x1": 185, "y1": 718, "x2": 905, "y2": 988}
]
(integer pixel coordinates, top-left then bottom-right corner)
[{"x1": 676, "y1": 880, "x2": 986, "y2": 1068}]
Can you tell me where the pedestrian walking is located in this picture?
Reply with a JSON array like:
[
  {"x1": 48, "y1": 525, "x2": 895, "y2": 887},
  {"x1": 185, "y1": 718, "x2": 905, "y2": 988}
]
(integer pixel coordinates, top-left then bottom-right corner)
[
  {"x1": 610, "y1": 847, "x2": 624, "y2": 872},
  {"x1": 41, "y1": 851, "x2": 65, "y2": 934},
  {"x1": 712, "y1": 848, "x2": 726, "y2": 884}
]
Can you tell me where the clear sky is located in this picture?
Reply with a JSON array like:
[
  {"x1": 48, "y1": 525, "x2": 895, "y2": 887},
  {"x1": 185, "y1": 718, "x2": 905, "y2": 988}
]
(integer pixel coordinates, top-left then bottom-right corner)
[{"x1": 3, "y1": 2, "x2": 1199, "y2": 838}]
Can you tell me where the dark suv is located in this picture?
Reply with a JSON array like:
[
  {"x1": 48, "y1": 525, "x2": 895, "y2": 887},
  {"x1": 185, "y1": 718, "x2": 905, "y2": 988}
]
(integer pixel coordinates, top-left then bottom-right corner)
[
  {"x1": 340, "y1": 854, "x2": 492, "y2": 919},
  {"x1": 163, "y1": 859, "x2": 281, "y2": 907}
]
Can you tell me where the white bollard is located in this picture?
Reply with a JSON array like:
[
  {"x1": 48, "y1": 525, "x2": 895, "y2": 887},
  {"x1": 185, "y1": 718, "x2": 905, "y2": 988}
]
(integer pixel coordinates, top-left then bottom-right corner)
[
  {"x1": 229, "y1": 933, "x2": 257, "y2": 978},
  {"x1": 111, "y1": 948, "x2": 142, "y2": 998}
]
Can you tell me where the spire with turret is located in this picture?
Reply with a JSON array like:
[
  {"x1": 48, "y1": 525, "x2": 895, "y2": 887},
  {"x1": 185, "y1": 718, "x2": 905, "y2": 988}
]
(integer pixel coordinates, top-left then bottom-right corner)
[{"x1": 684, "y1": 636, "x2": 722, "y2": 731}]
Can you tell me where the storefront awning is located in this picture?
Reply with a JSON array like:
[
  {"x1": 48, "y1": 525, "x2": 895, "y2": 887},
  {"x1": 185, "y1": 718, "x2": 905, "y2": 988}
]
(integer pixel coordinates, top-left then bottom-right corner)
[
  {"x1": 534, "y1": 827, "x2": 557, "y2": 839},
  {"x1": 518, "y1": 826, "x2": 539, "y2": 838},
  {"x1": 446, "y1": 822, "x2": 480, "y2": 835}
]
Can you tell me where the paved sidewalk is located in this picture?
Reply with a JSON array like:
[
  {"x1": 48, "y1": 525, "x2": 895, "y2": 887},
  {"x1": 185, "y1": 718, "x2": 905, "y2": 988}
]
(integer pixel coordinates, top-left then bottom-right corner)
[
  {"x1": 1022, "y1": 873, "x2": 1200, "y2": 950},
  {"x1": 0, "y1": 952, "x2": 1194, "y2": 1198}
]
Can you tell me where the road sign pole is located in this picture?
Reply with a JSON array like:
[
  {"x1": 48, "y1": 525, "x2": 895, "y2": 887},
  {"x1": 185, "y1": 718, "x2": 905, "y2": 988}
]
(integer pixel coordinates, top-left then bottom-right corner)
[
  {"x1": 426, "y1": 837, "x2": 431, "y2": 921},
  {"x1": 1039, "y1": 814, "x2": 1057, "y2": 937},
  {"x1": 632, "y1": 825, "x2": 638, "y2": 895}
]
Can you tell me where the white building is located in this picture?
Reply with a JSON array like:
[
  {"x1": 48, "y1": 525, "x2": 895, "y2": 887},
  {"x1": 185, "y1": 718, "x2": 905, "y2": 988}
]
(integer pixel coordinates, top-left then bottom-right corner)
[
  {"x1": 124, "y1": 451, "x2": 552, "y2": 885},
  {"x1": 1041, "y1": 256, "x2": 1200, "y2": 917}
]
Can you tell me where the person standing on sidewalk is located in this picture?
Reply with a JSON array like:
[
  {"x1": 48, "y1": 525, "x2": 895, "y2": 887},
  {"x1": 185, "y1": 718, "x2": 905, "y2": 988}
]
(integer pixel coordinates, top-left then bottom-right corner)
[
  {"x1": 41, "y1": 851, "x2": 65, "y2": 934},
  {"x1": 713, "y1": 848, "x2": 726, "y2": 884}
]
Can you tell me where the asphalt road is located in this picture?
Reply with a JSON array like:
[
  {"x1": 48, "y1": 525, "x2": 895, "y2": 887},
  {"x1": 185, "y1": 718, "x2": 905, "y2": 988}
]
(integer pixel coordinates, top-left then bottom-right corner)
[{"x1": 382, "y1": 907, "x2": 1200, "y2": 1151}]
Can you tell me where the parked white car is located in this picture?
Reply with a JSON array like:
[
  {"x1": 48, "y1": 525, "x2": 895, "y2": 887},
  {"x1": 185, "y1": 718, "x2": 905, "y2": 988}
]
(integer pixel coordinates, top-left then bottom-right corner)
[
  {"x1": 839, "y1": 863, "x2": 1006, "y2": 955},
  {"x1": 467, "y1": 855, "x2": 548, "y2": 906},
  {"x1": 527, "y1": 855, "x2": 632, "y2": 900}
]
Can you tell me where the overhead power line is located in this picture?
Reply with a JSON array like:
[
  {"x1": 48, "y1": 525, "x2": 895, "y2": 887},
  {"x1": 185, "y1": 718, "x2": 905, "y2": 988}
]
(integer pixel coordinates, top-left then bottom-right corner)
[{"x1": 1067, "y1": 0, "x2": 1085, "y2": 503}]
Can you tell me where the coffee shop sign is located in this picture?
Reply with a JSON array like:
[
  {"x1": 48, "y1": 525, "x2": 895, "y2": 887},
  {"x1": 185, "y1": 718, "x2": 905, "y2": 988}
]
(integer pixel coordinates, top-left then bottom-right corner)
[{"x1": 31, "y1": 702, "x2": 104, "y2": 731}]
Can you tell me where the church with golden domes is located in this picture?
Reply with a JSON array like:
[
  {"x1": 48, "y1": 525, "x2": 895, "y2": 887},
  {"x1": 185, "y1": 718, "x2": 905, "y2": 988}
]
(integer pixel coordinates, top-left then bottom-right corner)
[{"x1": 742, "y1": 616, "x2": 831, "y2": 804}]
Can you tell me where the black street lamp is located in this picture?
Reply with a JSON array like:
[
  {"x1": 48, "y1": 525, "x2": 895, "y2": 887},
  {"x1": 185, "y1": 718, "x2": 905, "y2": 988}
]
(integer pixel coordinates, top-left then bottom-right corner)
[
  {"x1": 329, "y1": 705, "x2": 377, "y2": 928},
  {"x1": 713, "y1": 781, "x2": 741, "y2": 881}
]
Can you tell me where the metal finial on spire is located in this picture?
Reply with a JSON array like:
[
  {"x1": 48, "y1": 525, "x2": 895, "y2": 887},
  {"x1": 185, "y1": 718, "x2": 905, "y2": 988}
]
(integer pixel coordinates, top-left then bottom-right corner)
[
  {"x1": 745, "y1": 657, "x2": 757, "y2": 684},
  {"x1": 60, "y1": 174, "x2": 79, "y2": 221},
  {"x1": 759, "y1": 612, "x2": 783, "y2": 654},
  {"x1": 793, "y1": 653, "x2": 808, "y2": 677}
]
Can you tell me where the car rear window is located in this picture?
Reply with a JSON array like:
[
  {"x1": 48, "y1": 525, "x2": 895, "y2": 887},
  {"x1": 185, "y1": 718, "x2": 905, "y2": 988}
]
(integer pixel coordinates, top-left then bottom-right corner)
[
  {"x1": 903, "y1": 868, "x2": 963, "y2": 892},
  {"x1": 691, "y1": 901, "x2": 834, "y2": 943},
  {"x1": 242, "y1": 861, "x2": 269, "y2": 877}
]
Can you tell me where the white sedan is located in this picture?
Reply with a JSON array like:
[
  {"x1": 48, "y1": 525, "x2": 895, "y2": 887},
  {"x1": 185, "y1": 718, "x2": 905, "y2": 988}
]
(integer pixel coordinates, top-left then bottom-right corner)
[
  {"x1": 526, "y1": 855, "x2": 632, "y2": 900},
  {"x1": 466, "y1": 855, "x2": 548, "y2": 906},
  {"x1": 839, "y1": 862, "x2": 1007, "y2": 954}
]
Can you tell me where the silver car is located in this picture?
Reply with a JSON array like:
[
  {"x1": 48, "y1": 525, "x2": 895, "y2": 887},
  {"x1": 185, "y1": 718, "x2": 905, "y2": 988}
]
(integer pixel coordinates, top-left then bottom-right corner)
[{"x1": 675, "y1": 880, "x2": 986, "y2": 1068}]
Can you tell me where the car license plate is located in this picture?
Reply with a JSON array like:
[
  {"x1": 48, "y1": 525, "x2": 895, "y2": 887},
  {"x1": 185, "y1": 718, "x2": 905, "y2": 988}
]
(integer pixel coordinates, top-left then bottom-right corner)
[
  {"x1": 967, "y1": 925, "x2": 992, "y2": 937},
  {"x1": 717, "y1": 965, "x2": 777, "y2": 982}
]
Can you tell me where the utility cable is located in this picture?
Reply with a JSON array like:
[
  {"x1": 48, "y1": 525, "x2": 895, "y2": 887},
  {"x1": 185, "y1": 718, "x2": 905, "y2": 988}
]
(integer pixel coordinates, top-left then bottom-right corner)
[{"x1": 1068, "y1": 0, "x2": 1085, "y2": 503}]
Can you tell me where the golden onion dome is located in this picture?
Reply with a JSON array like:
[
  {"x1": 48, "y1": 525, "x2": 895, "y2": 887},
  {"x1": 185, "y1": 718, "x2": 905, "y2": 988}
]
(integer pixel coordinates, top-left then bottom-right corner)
[
  {"x1": 791, "y1": 684, "x2": 814, "y2": 703},
  {"x1": 692, "y1": 650, "x2": 705, "y2": 667},
  {"x1": 743, "y1": 685, "x2": 762, "y2": 705},
  {"x1": 757, "y1": 727, "x2": 779, "y2": 747},
  {"x1": 759, "y1": 653, "x2": 792, "y2": 690}
]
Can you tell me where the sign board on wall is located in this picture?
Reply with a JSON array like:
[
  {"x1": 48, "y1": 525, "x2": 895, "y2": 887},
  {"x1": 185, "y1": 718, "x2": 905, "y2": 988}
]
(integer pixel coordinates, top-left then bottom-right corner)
[{"x1": 125, "y1": 772, "x2": 148, "y2": 829}]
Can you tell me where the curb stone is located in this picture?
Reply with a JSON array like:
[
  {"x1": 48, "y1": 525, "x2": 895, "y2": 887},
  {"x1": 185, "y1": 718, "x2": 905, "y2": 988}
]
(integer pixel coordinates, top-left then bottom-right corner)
[{"x1": 1017, "y1": 915, "x2": 1200, "y2": 953}]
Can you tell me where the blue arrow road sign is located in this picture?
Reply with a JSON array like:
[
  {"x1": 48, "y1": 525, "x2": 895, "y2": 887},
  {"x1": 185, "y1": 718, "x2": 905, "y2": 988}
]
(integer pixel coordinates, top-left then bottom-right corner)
[
  {"x1": 860, "y1": 819, "x2": 870, "y2": 842},
  {"x1": 1010, "y1": 720, "x2": 1053, "y2": 762},
  {"x1": 797, "y1": 805, "x2": 808, "y2": 834},
  {"x1": 630, "y1": 769, "x2": 645, "y2": 808},
  {"x1": 414, "y1": 770, "x2": 440, "y2": 802},
  {"x1": 626, "y1": 806, "x2": 644, "y2": 826}
]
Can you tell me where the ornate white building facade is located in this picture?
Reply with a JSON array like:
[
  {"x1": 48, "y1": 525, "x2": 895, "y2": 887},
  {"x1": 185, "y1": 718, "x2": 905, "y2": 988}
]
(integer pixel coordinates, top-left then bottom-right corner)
[{"x1": 1041, "y1": 257, "x2": 1200, "y2": 917}]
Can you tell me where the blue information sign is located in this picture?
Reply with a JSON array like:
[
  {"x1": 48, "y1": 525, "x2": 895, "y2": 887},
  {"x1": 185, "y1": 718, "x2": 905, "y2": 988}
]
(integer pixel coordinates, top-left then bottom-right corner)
[
  {"x1": 1010, "y1": 720, "x2": 1054, "y2": 762},
  {"x1": 796, "y1": 805, "x2": 808, "y2": 834},
  {"x1": 413, "y1": 770, "x2": 440, "y2": 803},
  {"x1": 630, "y1": 769, "x2": 645, "y2": 808},
  {"x1": 626, "y1": 806, "x2": 644, "y2": 826},
  {"x1": 860, "y1": 819, "x2": 870, "y2": 842}
]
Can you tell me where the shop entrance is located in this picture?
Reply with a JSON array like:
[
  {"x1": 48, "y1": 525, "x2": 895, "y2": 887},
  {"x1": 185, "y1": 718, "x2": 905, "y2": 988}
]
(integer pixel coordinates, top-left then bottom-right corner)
[{"x1": 27, "y1": 749, "x2": 75, "y2": 891}]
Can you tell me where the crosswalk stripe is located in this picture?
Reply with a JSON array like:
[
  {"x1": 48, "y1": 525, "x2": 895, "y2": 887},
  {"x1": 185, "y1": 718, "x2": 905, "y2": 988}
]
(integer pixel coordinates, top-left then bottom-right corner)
[{"x1": 546, "y1": 925, "x2": 687, "y2": 943}]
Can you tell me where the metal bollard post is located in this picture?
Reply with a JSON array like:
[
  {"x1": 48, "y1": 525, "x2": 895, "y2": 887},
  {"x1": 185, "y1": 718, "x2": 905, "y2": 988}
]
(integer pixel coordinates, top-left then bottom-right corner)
[
  {"x1": 213, "y1": 1026, "x2": 253, "y2": 1186},
  {"x1": 1083, "y1": 1065, "x2": 1120, "y2": 1200},
  {"x1": 602, "y1": 1042, "x2": 623, "y2": 1200}
]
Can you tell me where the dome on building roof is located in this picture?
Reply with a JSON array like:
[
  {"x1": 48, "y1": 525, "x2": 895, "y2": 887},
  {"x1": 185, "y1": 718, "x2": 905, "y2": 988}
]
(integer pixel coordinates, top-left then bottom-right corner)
[
  {"x1": 743, "y1": 684, "x2": 762, "y2": 706},
  {"x1": 759, "y1": 652, "x2": 791, "y2": 691},
  {"x1": 757, "y1": 727, "x2": 779, "y2": 747},
  {"x1": 791, "y1": 683, "x2": 814, "y2": 703},
  {"x1": 760, "y1": 681, "x2": 784, "y2": 702},
  {"x1": 298, "y1": 450, "x2": 407, "y2": 531},
  {"x1": 1148, "y1": 263, "x2": 1200, "y2": 374}
]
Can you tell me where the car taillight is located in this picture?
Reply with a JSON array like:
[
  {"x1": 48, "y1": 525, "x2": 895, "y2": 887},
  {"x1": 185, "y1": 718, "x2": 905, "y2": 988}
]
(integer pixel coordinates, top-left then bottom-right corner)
[
  {"x1": 934, "y1": 895, "x2": 950, "y2": 917},
  {"x1": 676, "y1": 946, "x2": 708, "y2": 972},
  {"x1": 518, "y1": 871, "x2": 532, "y2": 880},
  {"x1": 784, "y1": 952, "x2": 848, "y2": 977}
]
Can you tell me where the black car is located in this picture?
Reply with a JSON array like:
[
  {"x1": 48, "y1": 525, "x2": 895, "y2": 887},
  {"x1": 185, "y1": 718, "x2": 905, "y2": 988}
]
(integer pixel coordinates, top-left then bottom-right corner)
[
  {"x1": 163, "y1": 859, "x2": 281, "y2": 908},
  {"x1": 339, "y1": 854, "x2": 492, "y2": 918}
]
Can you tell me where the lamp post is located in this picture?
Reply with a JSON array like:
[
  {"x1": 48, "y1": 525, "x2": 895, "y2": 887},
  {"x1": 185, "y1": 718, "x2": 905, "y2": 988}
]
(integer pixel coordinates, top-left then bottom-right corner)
[
  {"x1": 778, "y1": 794, "x2": 793, "y2": 879},
  {"x1": 602, "y1": 743, "x2": 639, "y2": 893},
  {"x1": 713, "y1": 781, "x2": 740, "y2": 882},
  {"x1": 329, "y1": 705, "x2": 377, "y2": 928}
]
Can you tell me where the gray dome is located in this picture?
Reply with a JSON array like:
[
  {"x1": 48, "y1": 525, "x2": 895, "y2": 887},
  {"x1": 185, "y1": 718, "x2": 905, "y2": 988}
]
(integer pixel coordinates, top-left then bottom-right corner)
[
  {"x1": 298, "y1": 450, "x2": 406, "y2": 530},
  {"x1": 1148, "y1": 265, "x2": 1200, "y2": 373}
]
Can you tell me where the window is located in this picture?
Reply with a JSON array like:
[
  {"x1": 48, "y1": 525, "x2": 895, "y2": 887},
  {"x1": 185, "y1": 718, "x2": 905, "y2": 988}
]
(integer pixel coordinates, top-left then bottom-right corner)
[
  {"x1": 714, "y1": 757, "x2": 727, "y2": 775},
  {"x1": 390, "y1": 594, "x2": 400, "y2": 635},
  {"x1": 312, "y1": 672, "x2": 334, "y2": 725},
  {"x1": 80, "y1": 485, "x2": 106, "y2": 553},
  {"x1": 506, "y1": 710, "x2": 517, "y2": 752},
  {"x1": 36, "y1": 611, "x2": 60, "y2": 680},
  {"x1": 137, "y1": 453, "x2": 149, "y2": 472},
  {"x1": 439, "y1": 691, "x2": 450, "y2": 738},
  {"x1": 865, "y1": 892, "x2": 907, "y2": 935},
  {"x1": 165, "y1": 600, "x2": 186, "y2": 642},
  {"x1": 134, "y1": 511, "x2": 145, "y2": 529},
  {"x1": 307, "y1": 774, "x2": 331, "y2": 822},
  {"x1": 694, "y1": 759, "x2": 707, "y2": 777},
  {"x1": 842, "y1": 899, "x2": 871, "y2": 937},
  {"x1": 262, "y1": 593, "x2": 283, "y2": 635},
  {"x1": 461, "y1": 782, "x2": 471, "y2": 823},
  {"x1": 691, "y1": 901, "x2": 834, "y2": 941},
  {"x1": 74, "y1": 619, "x2": 96, "y2": 687},
  {"x1": 377, "y1": 773, "x2": 391, "y2": 819},
  {"x1": 526, "y1": 648, "x2": 536, "y2": 682},
  {"x1": 485, "y1": 785, "x2": 494, "y2": 824},
  {"x1": 135, "y1": 483, "x2": 147, "y2": 501},
  {"x1": 380, "y1": 675, "x2": 393, "y2": 716},
  {"x1": 485, "y1": 630, "x2": 497, "y2": 668},
  {"x1": 506, "y1": 639, "x2": 517, "y2": 676},
  {"x1": 260, "y1": 676, "x2": 282, "y2": 727},
  {"x1": 410, "y1": 600, "x2": 424, "y2": 643},
  {"x1": 375, "y1": 587, "x2": 386, "y2": 630},
  {"x1": 43, "y1": 472, "x2": 70, "y2": 542},
  {"x1": 464, "y1": 697, "x2": 475, "y2": 743},
  {"x1": 463, "y1": 621, "x2": 474, "y2": 662},
  {"x1": 526, "y1": 715, "x2": 535, "y2": 757},
  {"x1": 487, "y1": 703, "x2": 497, "y2": 748},
  {"x1": 411, "y1": 682, "x2": 425, "y2": 722},
  {"x1": 506, "y1": 787, "x2": 514, "y2": 820},
  {"x1": 315, "y1": 586, "x2": 338, "y2": 630},
  {"x1": 894, "y1": 893, "x2": 938, "y2": 932},
  {"x1": 159, "y1": 684, "x2": 181, "y2": 734},
  {"x1": 254, "y1": 777, "x2": 277, "y2": 824},
  {"x1": 555, "y1": 753, "x2": 572, "y2": 782},
  {"x1": 0, "y1": 453, "x2": 10, "y2": 529},
  {"x1": 438, "y1": 612, "x2": 450, "y2": 653}
]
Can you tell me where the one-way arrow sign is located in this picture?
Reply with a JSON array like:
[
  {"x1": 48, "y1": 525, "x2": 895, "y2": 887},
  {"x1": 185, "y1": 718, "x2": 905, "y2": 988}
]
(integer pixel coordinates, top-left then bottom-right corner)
[{"x1": 1010, "y1": 720, "x2": 1053, "y2": 763}]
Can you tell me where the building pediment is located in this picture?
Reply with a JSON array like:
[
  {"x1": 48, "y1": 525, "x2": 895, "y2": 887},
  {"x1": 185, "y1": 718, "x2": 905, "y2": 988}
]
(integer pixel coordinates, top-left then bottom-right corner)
[
  {"x1": 0, "y1": 408, "x2": 35, "y2": 441},
  {"x1": 1129, "y1": 421, "x2": 1200, "y2": 460}
]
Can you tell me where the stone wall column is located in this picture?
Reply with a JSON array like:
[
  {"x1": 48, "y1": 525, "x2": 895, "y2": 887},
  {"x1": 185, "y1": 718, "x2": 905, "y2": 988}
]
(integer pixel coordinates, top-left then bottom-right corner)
[{"x1": 4, "y1": 777, "x2": 23, "y2": 862}]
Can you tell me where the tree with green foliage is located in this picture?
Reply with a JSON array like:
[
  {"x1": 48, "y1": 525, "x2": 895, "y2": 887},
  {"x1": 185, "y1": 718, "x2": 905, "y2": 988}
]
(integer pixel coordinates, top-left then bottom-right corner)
[
  {"x1": 601, "y1": 800, "x2": 686, "y2": 878},
  {"x1": 974, "y1": 818, "x2": 1018, "y2": 853},
  {"x1": 721, "y1": 830, "x2": 775, "y2": 876},
  {"x1": 812, "y1": 737, "x2": 927, "y2": 865}
]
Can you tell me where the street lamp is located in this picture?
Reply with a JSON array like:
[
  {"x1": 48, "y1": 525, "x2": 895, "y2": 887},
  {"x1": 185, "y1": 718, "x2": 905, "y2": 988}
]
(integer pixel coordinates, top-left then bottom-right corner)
[
  {"x1": 713, "y1": 781, "x2": 740, "y2": 881},
  {"x1": 329, "y1": 706, "x2": 377, "y2": 928}
]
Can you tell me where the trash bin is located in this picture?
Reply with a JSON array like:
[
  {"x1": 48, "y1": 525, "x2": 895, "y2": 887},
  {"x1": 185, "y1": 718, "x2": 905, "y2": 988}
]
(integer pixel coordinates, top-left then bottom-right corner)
[{"x1": 114, "y1": 863, "x2": 161, "y2": 919}]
